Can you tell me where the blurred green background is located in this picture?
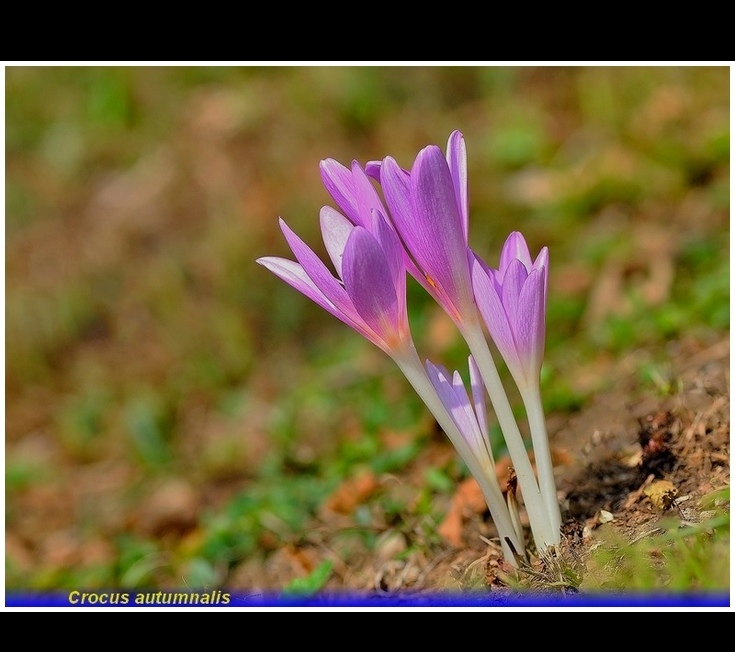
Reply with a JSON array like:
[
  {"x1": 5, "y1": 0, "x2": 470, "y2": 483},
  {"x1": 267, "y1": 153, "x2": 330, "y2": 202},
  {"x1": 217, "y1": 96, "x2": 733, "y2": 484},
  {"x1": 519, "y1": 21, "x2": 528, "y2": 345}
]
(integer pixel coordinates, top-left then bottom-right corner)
[{"x1": 5, "y1": 66, "x2": 729, "y2": 592}]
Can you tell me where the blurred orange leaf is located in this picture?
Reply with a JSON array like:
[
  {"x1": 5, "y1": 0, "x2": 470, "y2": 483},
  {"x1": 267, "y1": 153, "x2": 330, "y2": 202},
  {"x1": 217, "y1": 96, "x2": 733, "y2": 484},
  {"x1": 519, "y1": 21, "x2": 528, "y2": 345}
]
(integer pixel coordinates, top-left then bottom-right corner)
[
  {"x1": 322, "y1": 470, "x2": 379, "y2": 515},
  {"x1": 438, "y1": 478, "x2": 486, "y2": 548}
]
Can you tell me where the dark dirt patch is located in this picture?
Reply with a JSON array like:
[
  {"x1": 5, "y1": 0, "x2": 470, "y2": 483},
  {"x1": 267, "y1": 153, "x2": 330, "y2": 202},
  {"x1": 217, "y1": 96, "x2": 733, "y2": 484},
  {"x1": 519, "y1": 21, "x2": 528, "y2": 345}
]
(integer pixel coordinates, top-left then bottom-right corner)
[{"x1": 556, "y1": 335, "x2": 729, "y2": 538}]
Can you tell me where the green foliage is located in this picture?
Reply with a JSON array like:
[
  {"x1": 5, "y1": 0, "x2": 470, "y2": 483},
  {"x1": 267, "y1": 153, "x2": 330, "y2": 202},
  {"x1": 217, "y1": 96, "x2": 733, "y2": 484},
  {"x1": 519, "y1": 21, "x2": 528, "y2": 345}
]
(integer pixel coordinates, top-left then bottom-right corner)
[
  {"x1": 116, "y1": 535, "x2": 167, "y2": 589},
  {"x1": 5, "y1": 460, "x2": 49, "y2": 493},
  {"x1": 582, "y1": 495, "x2": 730, "y2": 592},
  {"x1": 593, "y1": 244, "x2": 729, "y2": 354},
  {"x1": 125, "y1": 394, "x2": 174, "y2": 468},
  {"x1": 424, "y1": 467, "x2": 455, "y2": 494},
  {"x1": 57, "y1": 388, "x2": 112, "y2": 459},
  {"x1": 636, "y1": 362, "x2": 683, "y2": 397},
  {"x1": 181, "y1": 558, "x2": 221, "y2": 589},
  {"x1": 198, "y1": 474, "x2": 335, "y2": 567},
  {"x1": 281, "y1": 561, "x2": 334, "y2": 597}
]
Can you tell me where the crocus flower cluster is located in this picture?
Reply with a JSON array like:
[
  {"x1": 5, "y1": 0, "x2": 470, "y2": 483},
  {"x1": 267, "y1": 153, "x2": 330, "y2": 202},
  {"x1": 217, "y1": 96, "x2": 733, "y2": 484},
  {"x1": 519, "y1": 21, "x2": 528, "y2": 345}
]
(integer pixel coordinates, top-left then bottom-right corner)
[{"x1": 258, "y1": 130, "x2": 562, "y2": 565}]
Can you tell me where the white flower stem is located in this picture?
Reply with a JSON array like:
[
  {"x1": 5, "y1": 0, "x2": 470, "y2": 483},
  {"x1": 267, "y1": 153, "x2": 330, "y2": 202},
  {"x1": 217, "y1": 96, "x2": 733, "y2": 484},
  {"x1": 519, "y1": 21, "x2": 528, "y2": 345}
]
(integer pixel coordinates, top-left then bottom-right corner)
[
  {"x1": 394, "y1": 345, "x2": 525, "y2": 565},
  {"x1": 506, "y1": 481, "x2": 524, "y2": 545},
  {"x1": 520, "y1": 384, "x2": 562, "y2": 543},
  {"x1": 460, "y1": 320, "x2": 556, "y2": 552}
]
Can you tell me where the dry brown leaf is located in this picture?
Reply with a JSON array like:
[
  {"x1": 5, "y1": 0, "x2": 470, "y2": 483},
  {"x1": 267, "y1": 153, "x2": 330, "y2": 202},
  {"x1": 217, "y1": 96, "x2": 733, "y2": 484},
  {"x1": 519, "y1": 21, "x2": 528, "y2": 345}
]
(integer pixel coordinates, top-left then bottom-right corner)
[
  {"x1": 271, "y1": 544, "x2": 318, "y2": 578},
  {"x1": 438, "y1": 478, "x2": 486, "y2": 547},
  {"x1": 322, "y1": 469, "x2": 379, "y2": 515},
  {"x1": 551, "y1": 447, "x2": 575, "y2": 467}
]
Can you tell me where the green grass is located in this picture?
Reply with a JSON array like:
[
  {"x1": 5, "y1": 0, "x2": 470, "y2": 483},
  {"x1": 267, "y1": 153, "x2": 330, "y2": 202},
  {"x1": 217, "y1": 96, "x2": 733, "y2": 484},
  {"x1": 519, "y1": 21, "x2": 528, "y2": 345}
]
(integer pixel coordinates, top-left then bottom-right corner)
[{"x1": 581, "y1": 488, "x2": 730, "y2": 593}]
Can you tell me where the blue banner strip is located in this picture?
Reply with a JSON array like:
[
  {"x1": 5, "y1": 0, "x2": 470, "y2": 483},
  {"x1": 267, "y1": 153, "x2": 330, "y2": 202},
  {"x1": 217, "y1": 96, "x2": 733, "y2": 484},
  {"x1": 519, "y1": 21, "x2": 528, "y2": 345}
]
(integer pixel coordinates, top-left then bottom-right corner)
[{"x1": 5, "y1": 590, "x2": 730, "y2": 608}]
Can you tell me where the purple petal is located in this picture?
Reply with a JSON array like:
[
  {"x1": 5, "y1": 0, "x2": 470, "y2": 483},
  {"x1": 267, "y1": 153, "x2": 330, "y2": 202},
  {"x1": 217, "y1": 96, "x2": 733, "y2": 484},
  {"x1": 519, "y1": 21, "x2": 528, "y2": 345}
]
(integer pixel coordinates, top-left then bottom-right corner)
[
  {"x1": 533, "y1": 246, "x2": 549, "y2": 273},
  {"x1": 426, "y1": 363, "x2": 473, "y2": 440},
  {"x1": 364, "y1": 160, "x2": 382, "y2": 181},
  {"x1": 426, "y1": 361, "x2": 486, "y2": 459},
  {"x1": 446, "y1": 130, "x2": 469, "y2": 242},
  {"x1": 471, "y1": 249, "x2": 491, "y2": 273},
  {"x1": 342, "y1": 227, "x2": 405, "y2": 348},
  {"x1": 256, "y1": 256, "x2": 371, "y2": 342},
  {"x1": 425, "y1": 361, "x2": 457, "y2": 409},
  {"x1": 426, "y1": 359, "x2": 452, "y2": 382},
  {"x1": 380, "y1": 156, "x2": 413, "y2": 234},
  {"x1": 279, "y1": 218, "x2": 356, "y2": 319},
  {"x1": 351, "y1": 161, "x2": 388, "y2": 227},
  {"x1": 514, "y1": 267, "x2": 547, "y2": 380},
  {"x1": 319, "y1": 159, "x2": 360, "y2": 225},
  {"x1": 408, "y1": 145, "x2": 474, "y2": 318},
  {"x1": 320, "y1": 206, "x2": 354, "y2": 279},
  {"x1": 472, "y1": 259, "x2": 523, "y2": 377},
  {"x1": 499, "y1": 231, "x2": 533, "y2": 274},
  {"x1": 379, "y1": 156, "x2": 429, "y2": 285},
  {"x1": 451, "y1": 370, "x2": 486, "y2": 453},
  {"x1": 370, "y1": 209, "x2": 405, "y2": 310},
  {"x1": 534, "y1": 246, "x2": 549, "y2": 315},
  {"x1": 501, "y1": 258, "x2": 529, "y2": 326},
  {"x1": 256, "y1": 257, "x2": 337, "y2": 317}
]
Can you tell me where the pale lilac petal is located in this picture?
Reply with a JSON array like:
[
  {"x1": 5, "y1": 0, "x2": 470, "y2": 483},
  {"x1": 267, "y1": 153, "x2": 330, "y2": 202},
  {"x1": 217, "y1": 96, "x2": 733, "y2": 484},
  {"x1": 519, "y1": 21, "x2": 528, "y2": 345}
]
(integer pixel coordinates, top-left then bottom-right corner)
[
  {"x1": 342, "y1": 227, "x2": 404, "y2": 348},
  {"x1": 256, "y1": 257, "x2": 371, "y2": 341},
  {"x1": 427, "y1": 360, "x2": 452, "y2": 384},
  {"x1": 499, "y1": 231, "x2": 533, "y2": 274},
  {"x1": 320, "y1": 206, "x2": 354, "y2": 279},
  {"x1": 426, "y1": 363, "x2": 474, "y2": 443},
  {"x1": 350, "y1": 161, "x2": 388, "y2": 229},
  {"x1": 426, "y1": 361, "x2": 487, "y2": 460},
  {"x1": 319, "y1": 159, "x2": 361, "y2": 225},
  {"x1": 256, "y1": 257, "x2": 338, "y2": 317},
  {"x1": 472, "y1": 260, "x2": 524, "y2": 376},
  {"x1": 501, "y1": 258, "x2": 529, "y2": 326},
  {"x1": 471, "y1": 250, "x2": 502, "y2": 292},
  {"x1": 451, "y1": 370, "x2": 487, "y2": 455},
  {"x1": 534, "y1": 246, "x2": 549, "y2": 315},
  {"x1": 446, "y1": 130, "x2": 468, "y2": 242},
  {"x1": 279, "y1": 218, "x2": 355, "y2": 318},
  {"x1": 425, "y1": 361, "x2": 458, "y2": 411},
  {"x1": 515, "y1": 268, "x2": 546, "y2": 380},
  {"x1": 533, "y1": 246, "x2": 549, "y2": 273},
  {"x1": 320, "y1": 159, "x2": 391, "y2": 234}
]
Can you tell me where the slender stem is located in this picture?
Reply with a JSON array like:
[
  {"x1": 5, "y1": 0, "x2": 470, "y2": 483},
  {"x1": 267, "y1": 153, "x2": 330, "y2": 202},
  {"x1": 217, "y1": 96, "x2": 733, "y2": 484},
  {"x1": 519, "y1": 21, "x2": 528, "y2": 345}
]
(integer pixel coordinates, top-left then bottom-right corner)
[
  {"x1": 520, "y1": 384, "x2": 562, "y2": 543},
  {"x1": 506, "y1": 485, "x2": 524, "y2": 545},
  {"x1": 393, "y1": 345, "x2": 525, "y2": 565},
  {"x1": 460, "y1": 320, "x2": 556, "y2": 551}
]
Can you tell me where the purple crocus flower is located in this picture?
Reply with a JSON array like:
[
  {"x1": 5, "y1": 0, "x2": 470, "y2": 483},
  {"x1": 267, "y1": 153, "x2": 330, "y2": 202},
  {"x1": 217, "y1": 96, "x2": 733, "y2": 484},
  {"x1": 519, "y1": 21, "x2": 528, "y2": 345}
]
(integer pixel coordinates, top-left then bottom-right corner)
[
  {"x1": 319, "y1": 158, "x2": 388, "y2": 231},
  {"x1": 372, "y1": 131, "x2": 476, "y2": 325},
  {"x1": 373, "y1": 135, "x2": 558, "y2": 548},
  {"x1": 425, "y1": 356, "x2": 495, "y2": 473},
  {"x1": 472, "y1": 231, "x2": 549, "y2": 392},
  {"x1": 320, "y1": 157, "x2": 425, "y2": 283},
  {"x1": 256, "y1": 206, "x2": 412, "y2": 358},
  {"x1": 472, "y1": 231, "x2": 561, "y2": 538},
  {"x1": 259, "y1": 136, "x2": 561, "y2": 556},
  {"x1": 425, "y1": 356, "x2": 525, "y2": 560}
]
